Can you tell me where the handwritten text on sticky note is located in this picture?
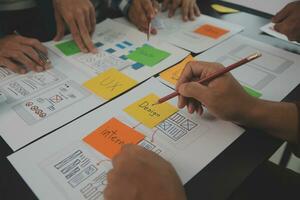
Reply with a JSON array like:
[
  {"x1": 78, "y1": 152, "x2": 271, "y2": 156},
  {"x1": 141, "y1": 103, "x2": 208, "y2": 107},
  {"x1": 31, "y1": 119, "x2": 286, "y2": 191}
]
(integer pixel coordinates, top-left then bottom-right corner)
[
  {"x1": 83, "y1": 68, "x2": 137, "y2": 100},
  {"x1": 160, "y1": 55, "x2": 194, "y2": 85},
  {"x1": 83, "y1": 118, "x2": 145, "y2": 159},
  {"x1": 127, "y1": 44, "x2": 171, "y2": 67},
  {"x1": 124, "y1": 93, "x2": 178, "y2": 128},
  {"x1": 194, "y1": 24, "x2": 229, "y2": 39}
]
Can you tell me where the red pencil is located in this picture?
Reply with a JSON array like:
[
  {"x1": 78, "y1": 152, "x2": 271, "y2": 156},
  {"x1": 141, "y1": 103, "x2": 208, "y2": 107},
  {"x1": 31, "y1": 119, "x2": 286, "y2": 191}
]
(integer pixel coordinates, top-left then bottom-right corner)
[{"x1": 154, "y1": 52, "x2": 262, "y2": 105}]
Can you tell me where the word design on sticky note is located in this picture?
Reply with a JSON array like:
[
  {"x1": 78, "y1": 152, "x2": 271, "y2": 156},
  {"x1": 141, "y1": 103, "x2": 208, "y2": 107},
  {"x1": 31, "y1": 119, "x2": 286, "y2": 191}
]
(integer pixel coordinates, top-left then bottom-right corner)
[
  {"x1": 55, "y1": 40, "x2": 81, "y2": 56},
  {"x1": 83, "y1": 68, "x2": 137, "y2": 100},
  {"x1": 194, "y1": 24, "x2": 229, "y2": 39},
  {"x1": 124, "y1": 93, "x2": 178, "y2": 128},
  {"x1": 127, "y1": 44, "x2": 171, "y2": 67},
  {"x1": 160, "y1": 55, "x2": 194, "y2": 85},
  {"x1": 83, "y1": 118, "x2": 145, "y2": 159}
]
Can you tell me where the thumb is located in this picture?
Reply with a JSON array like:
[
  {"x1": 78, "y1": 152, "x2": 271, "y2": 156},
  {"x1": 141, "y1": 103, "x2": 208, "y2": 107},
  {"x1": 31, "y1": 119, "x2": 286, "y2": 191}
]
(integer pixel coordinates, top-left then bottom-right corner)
[{"x1": 178, "y1": 82, "x2": 209, "y2": 102}]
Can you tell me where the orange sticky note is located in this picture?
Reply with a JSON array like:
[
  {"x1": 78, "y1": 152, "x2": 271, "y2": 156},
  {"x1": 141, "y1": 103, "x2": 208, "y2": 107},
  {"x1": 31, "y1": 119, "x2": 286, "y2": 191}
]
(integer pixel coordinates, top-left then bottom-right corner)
[
  {"x1": 83, "y1": 118, "x2": 145, "y2": 159},
  {"x1": 194, "y1": 24, "x2": 229, "y2": 39},
  {"x1": 160, "y1": 55, "x2": 194, "y2": 85}
]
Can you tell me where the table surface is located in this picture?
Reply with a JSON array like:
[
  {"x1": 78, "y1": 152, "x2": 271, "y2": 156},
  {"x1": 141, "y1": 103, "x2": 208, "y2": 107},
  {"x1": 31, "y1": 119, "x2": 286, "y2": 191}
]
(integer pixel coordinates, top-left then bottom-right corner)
[{"x1": 0, "y1": 1, "x2": 299, "y2": 200}]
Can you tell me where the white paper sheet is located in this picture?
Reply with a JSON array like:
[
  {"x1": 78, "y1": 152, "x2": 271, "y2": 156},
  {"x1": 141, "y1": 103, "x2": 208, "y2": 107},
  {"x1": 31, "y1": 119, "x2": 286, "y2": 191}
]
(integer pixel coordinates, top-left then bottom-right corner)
[
  {"x1": 0, "y1": 19, "x2": 188, "y2": 151},
  {"x1": 46, "y1": 19, "x2": 189, "y2": 82},
  {"x1": 167, "y1": 35, "x2": 300, "y2": 102},
  {"x1": 8, "y1": 78, "x2": 244, "y2": 200},
  {"x1": 223, "y1": 0, "x2": 293, "y2": 15},
  {"x1": 114, "y1": 11, "x2": 244, "y2": 53},
  {"x1": 260, "y1": 23, "x2": 300, "y2": 46}
]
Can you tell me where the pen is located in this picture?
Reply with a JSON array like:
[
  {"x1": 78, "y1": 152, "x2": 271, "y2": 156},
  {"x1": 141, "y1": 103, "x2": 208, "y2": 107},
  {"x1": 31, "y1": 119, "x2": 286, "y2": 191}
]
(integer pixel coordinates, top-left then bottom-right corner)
[
  {"x1": 13, "y1": 31, "x2": 51, "y2": 66},
  {"x1": 154, "y1": 52, "x2": 262, "y2": 105}
]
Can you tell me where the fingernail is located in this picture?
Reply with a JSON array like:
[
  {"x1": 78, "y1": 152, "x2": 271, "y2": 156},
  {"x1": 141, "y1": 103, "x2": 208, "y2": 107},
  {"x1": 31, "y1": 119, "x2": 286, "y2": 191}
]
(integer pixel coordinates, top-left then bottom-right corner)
[
  {"x1": 92, "y1": 48, "x2": 98, "y2": 54},
  {"x1": 20, "y1": 69, "x2": 27, "y2": 74},
  {"x1": 45, "y1": 64, "x2": 52, "y2": 70}
]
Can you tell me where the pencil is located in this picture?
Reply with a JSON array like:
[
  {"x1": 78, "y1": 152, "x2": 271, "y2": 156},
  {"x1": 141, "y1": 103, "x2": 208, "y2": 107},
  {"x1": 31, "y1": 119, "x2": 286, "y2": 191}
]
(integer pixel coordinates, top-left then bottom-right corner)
[{"x1": 154, "y1": 52, "x2": 262, "y2": 105}]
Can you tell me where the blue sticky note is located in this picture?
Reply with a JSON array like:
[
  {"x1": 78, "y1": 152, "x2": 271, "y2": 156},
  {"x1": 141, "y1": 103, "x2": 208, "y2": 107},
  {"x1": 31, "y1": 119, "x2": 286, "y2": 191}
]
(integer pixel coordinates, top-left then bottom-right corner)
[
  {"x1": 116, "y1": 44, "x2": 126, "y2": 49},
  {"x1": 119, "y1": 55, "x2": 128, "y2": 60},
  {"x1": 106, "y1": 48, "x2": 116, "y2": 53},
  {"x1": 94, "y1": 42, "x2": 104, "y2": 48},
  {"x1": 123, "y1": 41, "x2": 133, "y2": 46},
  {"x1": 132, "y1": 63, "x2": 144, "y2": 70}
]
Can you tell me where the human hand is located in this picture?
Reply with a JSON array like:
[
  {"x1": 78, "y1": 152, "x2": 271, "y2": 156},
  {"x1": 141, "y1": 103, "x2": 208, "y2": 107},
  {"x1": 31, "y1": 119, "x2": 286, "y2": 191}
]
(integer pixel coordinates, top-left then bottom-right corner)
[
  {"x1": 176, "y1": 61, "x2": 257, "y2": 123},
  {"x1": 162, "y1": 0, "x2": 200, "y2": 21},
  {"x1": 104, "y1": 144, "x2": 186, "y2": 200},
  {"x1": 272, "y1": 1, "x2": 300, "y2": 42},
  {"x1": 0, "y1": 35, "x2": 49, "y2": 74},
  {"x1": 53, "y1": 0, "x2": 97, "y2": 53},
  {"x1": 128, "y1": 0, "x2": 159, "y2": 34}
]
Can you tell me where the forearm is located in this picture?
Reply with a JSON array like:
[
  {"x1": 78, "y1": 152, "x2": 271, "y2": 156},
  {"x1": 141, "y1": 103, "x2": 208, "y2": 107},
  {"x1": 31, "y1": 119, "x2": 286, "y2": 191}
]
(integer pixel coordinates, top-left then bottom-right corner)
[{"x1": 240, "y1": 99, "x2": 298, "y2": 144}]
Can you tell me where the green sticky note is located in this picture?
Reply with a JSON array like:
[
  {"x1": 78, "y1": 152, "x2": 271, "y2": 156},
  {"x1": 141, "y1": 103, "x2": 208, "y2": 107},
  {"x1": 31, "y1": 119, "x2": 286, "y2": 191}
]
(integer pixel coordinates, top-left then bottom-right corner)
[
  {"x1": 127, "y1": 44, "x2": 171, "y2": 67},
  {"x1": 243, "y1": 86, "x2": 262, "y2": 98},
  {"x1": 55, "y1": 40, "x2": 80, "y2": 56}
]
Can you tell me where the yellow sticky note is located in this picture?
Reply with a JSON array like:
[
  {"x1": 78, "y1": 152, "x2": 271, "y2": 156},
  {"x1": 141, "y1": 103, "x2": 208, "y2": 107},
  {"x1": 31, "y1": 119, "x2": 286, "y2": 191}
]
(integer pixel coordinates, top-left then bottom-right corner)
[
  {"x1": 160, "y1": 55, "x2": 194, "y2": 85},
  {"x1": 83, "y1": 68, "x2": 137, "y2": 100},
  {"x1": 124, "y1": 93, "x2": 178, "y2": 128},
  {"x1": 211, "y1": 4, "x2": 239, "y2": 14}
]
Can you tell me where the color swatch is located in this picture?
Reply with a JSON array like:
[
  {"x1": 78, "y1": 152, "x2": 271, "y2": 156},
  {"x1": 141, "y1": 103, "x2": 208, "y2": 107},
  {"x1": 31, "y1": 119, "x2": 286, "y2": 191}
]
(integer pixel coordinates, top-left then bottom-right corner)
[
  {"x1": 160, "y1": 55, "x2": 194, "y2": 85},
  {"x1": 83, "y1": 68, "x2": 137, "y2": 100},
  {"x1": 83, "y1": 118, "x2": 145, "y2": 159},
  {"x1": 124, "y1": 93, "x2": 178, "y2": 128},
  {"x1": 55, "y1": 40, "x2": 81, "y2": 56},
  {"x1": 127, "y1": 44, "x2": 171, "y2": 67},
  {"x1": 194, "y1": 24, "x2": 229, "y2": 39}
]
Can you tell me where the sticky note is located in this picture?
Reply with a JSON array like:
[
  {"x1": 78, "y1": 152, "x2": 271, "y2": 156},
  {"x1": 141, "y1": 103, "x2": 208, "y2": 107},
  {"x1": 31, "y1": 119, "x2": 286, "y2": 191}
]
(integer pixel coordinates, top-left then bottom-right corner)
[
  {"x1": 160, "y1": 55, "x2": 194, "y2": 85},
  {"x1": 83, "y1": 118, "x2": 145, "y2": 159},
  {"x1": 127, "y1": 44, "x2": 171, "y2": 67},
  {"x1": 194, "y1": 24, "x2": 229, "y2": 39},
  {"x1": 211, "y1": 4, "x2": 239, "y2": 13},
  {"x1": 83, "y1": 68, "x2": 137, "y2": 100},
  {"x1": 124, "y1": 93, "x2": 178, "y2": 128},
  {"x1": 55, "y1": 40, "x2": 80, "y2": 56}
]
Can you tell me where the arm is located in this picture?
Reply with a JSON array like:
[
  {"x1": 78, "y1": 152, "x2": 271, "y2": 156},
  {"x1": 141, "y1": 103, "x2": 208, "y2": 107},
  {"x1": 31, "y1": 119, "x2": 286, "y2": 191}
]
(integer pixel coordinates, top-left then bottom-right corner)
[{"x1": 176, "y1": 61, "x2": 299, "y2": 144}]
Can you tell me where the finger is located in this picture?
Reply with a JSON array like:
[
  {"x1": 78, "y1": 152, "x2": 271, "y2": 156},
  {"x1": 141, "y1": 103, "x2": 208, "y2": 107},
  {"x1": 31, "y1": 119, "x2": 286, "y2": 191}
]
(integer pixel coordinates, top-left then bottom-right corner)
[
  {"x1": 84, "y1": 9, "x2": 92, "y2": 33},
  {"x1": 194, "y1": 4, "x2": 201, "y2": 17},
  {"x1": 178, "y1": 82, "x2": 209, "y2": 103},
  {"x1": 151, "y1": 27, "x2": 157, "y2": 35},
  {"x1": 67, "y1": 18, "x2": 88, "y2": 53},
  {"x1": 181, "y1": 1, "x2": 189, "y2": 21},
  {"x1": 12, "y1": 52, "x2": 43, "y2": 72},
  {"x1": 19, "y1": 37, "x2": 48, "y2": 55},
  {"x1": 53, "y1": 9, "x2": 65, "y2": 41},
  {"x1": 187, "y1": 99, "x2": 197, "y2": 114},
  {"x1": 176, "y1": 61, "x2": 204, "y2": 90},
  {"x1": 141, "y1": 0, "x2": 155, "y2": 19},
  {"x1": 162, "y1": 0, "x2": 170, "y2": 11},
  {"x1": 188, "y1": 2, "x2": 195, "y2": 21},
  {"x1": 20, "y1": 45, "x2": 45, "y2": 67},
  {"x1": 197, "y1": 103, "x2": 204, "y2": 116},
  {"x1": 169, "y1": 0, "x2": 179, "y2": 17},
  {"x1": 153, "y1": 0, "x2": 160, "y2": 14},
  {"x1": 177, "y1": 94, "x2": 188, "y2": 109},
  {"x1": 89, "y1": 6, "x2": 96, "y2": 34},
  {"x1": 76, "y1": 14, "x2": 97, "y2": 53},
  {"x1": 0, "y1": 57, "x2": 27, "y2": 74},
  {"x1": 272, "y1": 4, "x2": 290, "y2": 23}
]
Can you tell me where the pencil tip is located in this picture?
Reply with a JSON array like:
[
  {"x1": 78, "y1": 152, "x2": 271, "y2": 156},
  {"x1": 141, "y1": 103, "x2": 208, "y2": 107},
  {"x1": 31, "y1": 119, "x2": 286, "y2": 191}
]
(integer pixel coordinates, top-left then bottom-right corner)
[{"x1": 152, "y1": 102, "x2": 159, "y2": 106}]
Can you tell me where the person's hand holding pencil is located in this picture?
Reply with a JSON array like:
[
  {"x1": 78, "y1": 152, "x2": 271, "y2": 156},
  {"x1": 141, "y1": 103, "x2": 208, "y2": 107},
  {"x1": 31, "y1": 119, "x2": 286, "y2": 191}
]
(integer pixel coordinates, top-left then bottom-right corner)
[{"x1": 174, "y1": 60, "x2": 260, "y2": 122}]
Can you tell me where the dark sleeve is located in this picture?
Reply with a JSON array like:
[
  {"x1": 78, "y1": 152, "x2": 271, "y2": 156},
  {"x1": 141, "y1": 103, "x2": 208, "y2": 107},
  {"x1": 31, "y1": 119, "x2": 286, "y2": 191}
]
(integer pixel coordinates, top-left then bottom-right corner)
[{"x1": 291, "y1": 102, "x2": 300, "y2": 157}]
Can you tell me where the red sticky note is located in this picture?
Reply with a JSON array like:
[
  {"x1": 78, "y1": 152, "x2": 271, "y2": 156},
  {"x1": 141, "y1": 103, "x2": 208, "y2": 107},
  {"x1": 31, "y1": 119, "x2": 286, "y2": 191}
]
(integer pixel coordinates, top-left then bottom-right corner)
[
  {"x1": 83, "y1": 118, "x2": 145, "y2": 159},
  {"x1": 194, "y1": 24, "x2": 229, "y2": 39}
]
